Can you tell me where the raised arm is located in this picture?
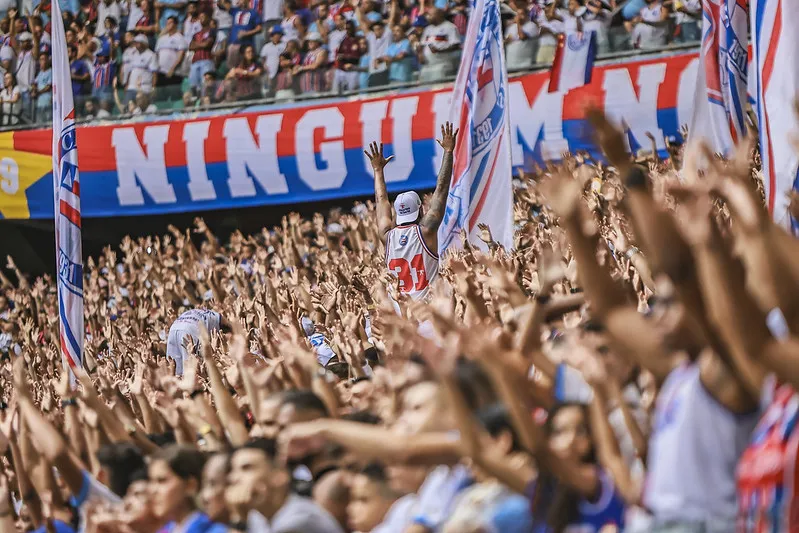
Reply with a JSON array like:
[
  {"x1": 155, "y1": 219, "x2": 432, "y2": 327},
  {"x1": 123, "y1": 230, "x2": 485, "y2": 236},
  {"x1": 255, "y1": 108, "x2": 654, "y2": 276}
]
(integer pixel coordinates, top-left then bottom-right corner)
[
  {"x1": 365, "y1": 141, "x2": 395, "y2": 241},
  {"x1": 420, "y1": 122, "x2": 458, "y2": 251}
]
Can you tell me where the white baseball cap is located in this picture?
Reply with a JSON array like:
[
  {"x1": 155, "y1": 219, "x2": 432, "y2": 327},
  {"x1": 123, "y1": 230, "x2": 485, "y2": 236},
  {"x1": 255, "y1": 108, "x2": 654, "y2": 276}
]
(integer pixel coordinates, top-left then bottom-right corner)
[{"x1": 394, "y1": 191, "x2": 421, "y2": 224}]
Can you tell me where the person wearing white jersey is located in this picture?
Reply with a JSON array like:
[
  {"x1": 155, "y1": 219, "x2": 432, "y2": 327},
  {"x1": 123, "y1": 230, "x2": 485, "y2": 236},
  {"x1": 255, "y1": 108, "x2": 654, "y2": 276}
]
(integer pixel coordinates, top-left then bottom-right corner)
[
  {"x1": 166, "y1": 308, "x2": 229, "y2": 375},
  {"x1": 366, "y1": 122, "x2": 458, "y2": 301}
]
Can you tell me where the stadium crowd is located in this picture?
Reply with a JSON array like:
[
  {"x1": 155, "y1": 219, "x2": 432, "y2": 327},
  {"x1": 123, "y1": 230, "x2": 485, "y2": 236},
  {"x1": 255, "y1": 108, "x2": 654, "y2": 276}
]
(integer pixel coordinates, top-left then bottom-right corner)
[
  {"x1": 0, "y1": 108, "x2": 796, "y2": 533},
  {"x1": 0, "y1": 0, "x2": 700, "y2": 124}
]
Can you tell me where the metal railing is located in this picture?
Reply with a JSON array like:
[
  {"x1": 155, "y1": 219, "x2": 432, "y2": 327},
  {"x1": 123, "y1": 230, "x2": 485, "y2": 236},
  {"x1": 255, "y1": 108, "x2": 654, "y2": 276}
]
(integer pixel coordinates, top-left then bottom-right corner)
[{"x1": 0, "y1": 40, "x2": 700, "y2": 132}]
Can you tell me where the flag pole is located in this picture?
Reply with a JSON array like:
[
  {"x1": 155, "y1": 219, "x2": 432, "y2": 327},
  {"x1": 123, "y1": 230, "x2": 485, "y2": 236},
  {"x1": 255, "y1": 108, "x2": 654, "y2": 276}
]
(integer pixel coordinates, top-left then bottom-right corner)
[{"x1": 51, "y1": 0, "x2": 85, "y2": 382}]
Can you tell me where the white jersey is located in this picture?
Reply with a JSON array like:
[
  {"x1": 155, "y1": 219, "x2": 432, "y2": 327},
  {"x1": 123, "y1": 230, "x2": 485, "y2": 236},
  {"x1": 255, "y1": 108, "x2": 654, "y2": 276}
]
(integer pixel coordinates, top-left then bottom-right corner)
[
  {"x1": 385, "y1": 224, "x2": 439, "y2": 300},
  {"x1": 643, "y1": 362, "x2": 759, "y2": 529},
  {"x1": 166, "y1": 308, "x2": 221, "y2": 375},
  {"x1": 635, "y1": 3, "x2": 668, "y2": 49}
]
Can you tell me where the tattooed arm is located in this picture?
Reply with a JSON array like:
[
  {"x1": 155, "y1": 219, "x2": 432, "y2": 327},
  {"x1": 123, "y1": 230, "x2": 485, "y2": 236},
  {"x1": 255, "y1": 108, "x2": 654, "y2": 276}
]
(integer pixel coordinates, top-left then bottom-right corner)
[
  {"x1": 365, "y1": 142, "x2": 395, "y2": 242},
  {"x1": 421, "y1": 122, "x2": 458, "y2": 252}
]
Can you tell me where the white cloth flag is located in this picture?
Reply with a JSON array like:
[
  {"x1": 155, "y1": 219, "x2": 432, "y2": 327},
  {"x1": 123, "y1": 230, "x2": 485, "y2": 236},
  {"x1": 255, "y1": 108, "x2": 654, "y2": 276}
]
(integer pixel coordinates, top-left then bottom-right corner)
[
  {"x1": 689, "y1": 0, "x2": 749, "y2": 155},
  {"x1": 51, "y1": 0, "x2": 84, "y2": 372},
  {"x1": 548, "y1": 31, "x2": 597, "y2": 93},
  {"x1": 750, "y1": 0, "x2": 799, "y2": 230},
  {"x1": 437, "y1": 0, "x2": 513, "y2": 254}
]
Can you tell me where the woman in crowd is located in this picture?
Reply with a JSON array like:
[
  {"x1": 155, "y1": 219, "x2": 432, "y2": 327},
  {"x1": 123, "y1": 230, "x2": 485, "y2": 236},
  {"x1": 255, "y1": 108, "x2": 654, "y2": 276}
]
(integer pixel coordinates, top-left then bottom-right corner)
[
  {"x1": 0, "y1": 71, "x2": 21, "y2": 125},
  {"x1": 224, "y1": 44, "x2": 263, "y2": 101},
  {"x1": 274, "y1": 38, "x2": 300, "y2": 99},
  {"x1": 295, "y1": 32, "x2": 328, "y2": 95},
  {"x1": 32, "y1": 53, "x2": 52, "y2": 122},
  {"x1": 0, "y1": 108, "x2": 799, "y2": 533},
  {"x1": 148, "y1": 445, "x2": 228, "y2": 533}
]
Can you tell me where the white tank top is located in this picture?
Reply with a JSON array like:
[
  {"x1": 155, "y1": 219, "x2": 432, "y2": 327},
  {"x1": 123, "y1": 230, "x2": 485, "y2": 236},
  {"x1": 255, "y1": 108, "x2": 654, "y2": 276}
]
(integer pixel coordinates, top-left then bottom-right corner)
[
  {"x1": 643, "y1": 363, "x2": 759, "y2": 528},
  {"x1": 385, "y1": 224, "x2": 439, "y2": 301},
  {"x1": 281, "y1": 15, "x2": 300, "y2": 42},
  {"x1": 639, "y1": 3, "x2": 667, "y2": 47}
]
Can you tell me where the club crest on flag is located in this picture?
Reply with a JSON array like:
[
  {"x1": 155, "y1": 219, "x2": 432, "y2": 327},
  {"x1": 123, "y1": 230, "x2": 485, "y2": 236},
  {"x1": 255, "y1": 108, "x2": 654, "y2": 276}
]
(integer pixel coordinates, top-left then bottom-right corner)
[
  {"x1": 51, "y1": 0, "x2": 85, "y2": 373},
  {"x1": 438, "y1": 0, "x2": 513, "y2": 255}
]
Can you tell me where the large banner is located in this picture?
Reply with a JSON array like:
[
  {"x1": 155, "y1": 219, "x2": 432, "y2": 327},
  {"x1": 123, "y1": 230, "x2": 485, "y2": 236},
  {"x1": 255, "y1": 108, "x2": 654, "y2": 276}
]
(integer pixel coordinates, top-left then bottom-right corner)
[{"x1": 0, "y1": 50, "x2": 701, "y2": 220}]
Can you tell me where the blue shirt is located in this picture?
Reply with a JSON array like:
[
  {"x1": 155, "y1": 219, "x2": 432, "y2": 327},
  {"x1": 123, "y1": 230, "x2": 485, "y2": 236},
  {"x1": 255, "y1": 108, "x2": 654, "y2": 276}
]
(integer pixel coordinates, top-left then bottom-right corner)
[
  {"x1": 358, "y1": 52, "x2": 370, "y2": 89},
  {"x1": 229, "y1": 8, "x2": 261, "y2": 45},
  {"x1": 160, "y1": 512, "x2": 228, "y2": 533},
  {"x1": 34, "y1": 67, "x2": 52, "y2": 104},
  {"x1": 527, "y1": 469, "x2": 626, "y2": 533},
  {"x1": 32, "y1": 520, "x2": 75, "y2": 533},
  {"x1": 70, "y1": 59, "x2": 90, "y2": 95},
  {"x1": 57, "y1": 0, "x2": 78, "y2": 15},
  {"x1": 488, "y1": 494, "x2": 535, "y2": 533},
  {"x1": 158, "y1": 0, "x2": 186, "y2": 29},
  {"x1": 386, "y1": 38, "x2": 412, "y2": 82},
  {"x1": 622, "y1": 0, "x2": 646, "y2": 19}
]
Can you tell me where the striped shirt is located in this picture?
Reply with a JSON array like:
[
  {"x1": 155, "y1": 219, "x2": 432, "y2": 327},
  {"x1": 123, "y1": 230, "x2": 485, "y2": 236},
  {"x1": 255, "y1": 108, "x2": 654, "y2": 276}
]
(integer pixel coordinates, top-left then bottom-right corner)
[
  {"x1": 737, "y1": 380, "x2": 799, "y2": 532},
  {"x1": 191, "y1": 27, "x2": 215, "y2": 62},
  {"x1": 93, "y1": 59, "x2": 114, "y2": 88},
  {"x1": 231, "y1": 60, "x2": 261, "y2": 99},
  {"x1": 274, "y1": 51, "x2": 299, "y2": 91},
  {"x1": 298, "y1": 48, "x2": 327, "y2": 93}
]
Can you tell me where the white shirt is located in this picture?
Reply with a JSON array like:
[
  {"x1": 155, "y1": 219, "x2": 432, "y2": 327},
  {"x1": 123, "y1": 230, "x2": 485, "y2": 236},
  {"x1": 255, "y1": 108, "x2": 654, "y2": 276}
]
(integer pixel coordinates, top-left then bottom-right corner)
[
  {"x1": 674, "y1": 0, "x2": 701, "y2": 24},
  {"x1": 259, "y1": 40, "x2": 285, "y2": 79},
  {"x1": 247, "y1": 494, "x2": 344, "y2": 533},
  {"x1": 0, "y1": 85, "x2": 20, "y2": 120},
  {"x1": 155, "y1": 31, "x2": 187, "y2": 74},
  {"x1": 214, "y1": 5, "x2": 233, "y2": 30},
  {"x1": 263, "y1": 0, "x2": 283, "y2": 21},
  {"x1": 644, "y1": 363, "x2": 759, "y2": 527},
  {"x1": 635, "y1": 2, "x2": 668, "y2": 49},
  {"x1": 166, "y1": 308, "x2": 222, "y2": 374},
  {"x1": 504, "y1": 21, "x2": 537, "y2": 42},
  {"x1": 421, "y1": 20, "x2": 460, "y2": 64},
  {"x1": 96, "y1": 0, "x2": 122, "y2": 35},
  {"x1": 385, "y1": 224, "x2": 440, "y2": 301},
  {"x1": 535, "y1": 12, "x2": 563, "y2": 46},
  {"x1": 327, "y1": 28, "x2": 346, "y2": 62},
  {"x1": 127, "y1": 1, "x2": 143, "y2": 31},
  {"x1": 367, "y1": 30, "x2": 390, "y2": 73},
  {"x1": 280, "y1": 14, "x2": 301, "y2": 42},
  {"x1": 120, "y1": 45, "x2": 137, "y2": 84},
  {"x1": 14, "y1": 49, "x2": 35, "y2": 91},
  {"x1": 125, "y1": 47, "x2": 158, "y2": 93},
  {"x1": 131, "y1": 103, "x2": 158, "y2": 114},
  {"x1": 504, "y1": 21, "x2": 537, "y2": 70},
  {"x1": 184, "y1": 16, "x2": 203, "y2": 45}
]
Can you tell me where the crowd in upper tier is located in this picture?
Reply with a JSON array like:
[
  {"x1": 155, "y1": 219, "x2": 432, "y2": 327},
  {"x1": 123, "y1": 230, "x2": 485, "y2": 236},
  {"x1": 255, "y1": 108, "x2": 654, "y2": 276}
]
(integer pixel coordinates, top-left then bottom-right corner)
[
  {"x1": 1, "y1": 107, "x2": 799, "y2": 533},
  {"x1": 0, "y1": 0, "x2": 698, "y2": 124}
]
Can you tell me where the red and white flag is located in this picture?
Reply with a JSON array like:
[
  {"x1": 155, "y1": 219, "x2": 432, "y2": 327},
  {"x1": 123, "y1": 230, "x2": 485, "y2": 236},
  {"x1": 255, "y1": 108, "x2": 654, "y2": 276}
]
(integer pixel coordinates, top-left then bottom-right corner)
[
  {"x1": 548, "y1": 31, "x2": 597, "y2": 93},
  {"x1": 750, "y1": 0, "x2": 799, "y2": 230},
  {"x1": 438, "y1": 0, "x2": 513, "y2": 253},
  {"x1": 51, "y1": 0, "x2": 84, "y2": 373},
  {"x1": 689, "y1": 0, "x2": 749, "y2": 156}
]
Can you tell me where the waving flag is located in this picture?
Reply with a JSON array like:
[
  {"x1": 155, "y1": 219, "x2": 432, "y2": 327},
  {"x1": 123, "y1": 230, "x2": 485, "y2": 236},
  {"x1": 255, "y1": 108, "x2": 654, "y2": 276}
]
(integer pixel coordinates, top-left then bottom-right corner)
[
  {"x1": 750, "y1": 0, "x2": 799, "y2": 230},
  {"x1": 52, "y1": 0, "x2": 84, "y2": 372},
  {"x1": 438, "y1": 0, "x2": 513, "y2": 254},
  {"x1": 689, "y1": 0, "x2": 749, "y2": 155},
  {"x1": 548, "y1": 32, "x2": 597, "y2": 93}
]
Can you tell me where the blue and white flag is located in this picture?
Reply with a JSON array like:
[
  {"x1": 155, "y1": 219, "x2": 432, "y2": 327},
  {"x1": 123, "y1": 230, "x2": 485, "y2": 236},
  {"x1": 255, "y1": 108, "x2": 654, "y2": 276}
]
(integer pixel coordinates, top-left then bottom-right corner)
[
  {"x1": 548, "y1": 32, "x2": 597, "y2": 93},
  {"x1": 689, "y1": 0, "x2": 749, "y2": 155},
  {"x1": 437, "y1": 0, "x2": 513, "y2": 254},
  {"x1": 750, "y1": 0, "x2": 799, "y2": 230},
  {"x1": 52, "y1": 0, "x2": 84, "y2": 372}
]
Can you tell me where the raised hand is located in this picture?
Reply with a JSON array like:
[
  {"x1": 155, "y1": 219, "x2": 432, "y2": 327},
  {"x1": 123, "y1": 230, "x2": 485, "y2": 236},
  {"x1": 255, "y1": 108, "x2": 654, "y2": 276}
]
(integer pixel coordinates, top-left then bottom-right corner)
[
  {"x1": 587, "y1": 108, "x2": 629, "y2": 169},
  {"x1": 476, "y1": 223, "x2": 493, "y2": 245},
  {"x1": 364, "y1": 141, "x2": 394, "y2": 171},
  {"x1": 437, "y1": 121, "x2": 459, "y2": 152}
]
